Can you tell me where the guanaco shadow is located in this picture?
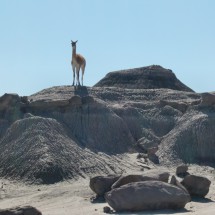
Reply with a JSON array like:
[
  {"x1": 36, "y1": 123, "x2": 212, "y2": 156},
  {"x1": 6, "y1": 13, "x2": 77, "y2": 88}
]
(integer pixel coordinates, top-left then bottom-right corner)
[{"x1": 73, "y1": 85, "x2": 89, "y2": 97}]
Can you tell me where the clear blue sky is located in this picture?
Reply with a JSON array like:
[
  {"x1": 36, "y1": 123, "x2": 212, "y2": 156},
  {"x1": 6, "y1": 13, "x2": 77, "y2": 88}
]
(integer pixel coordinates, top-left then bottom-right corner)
[{"x1": 1, "y1": 0, "x2": 215, "y2": 96}]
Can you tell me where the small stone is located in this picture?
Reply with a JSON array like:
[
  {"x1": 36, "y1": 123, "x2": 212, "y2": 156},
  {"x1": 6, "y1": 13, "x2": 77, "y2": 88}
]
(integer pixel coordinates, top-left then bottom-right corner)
[{"x1": 103, "y1": 206, "x2": 111, "y2": 213}]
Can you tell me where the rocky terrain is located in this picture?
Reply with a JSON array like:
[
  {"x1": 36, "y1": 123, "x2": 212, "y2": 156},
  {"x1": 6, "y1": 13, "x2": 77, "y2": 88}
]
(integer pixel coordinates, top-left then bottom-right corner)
[
  {"x1": 0, "y1": 65, "x2": 215, "y2": 214},
  {"x1": 0, "y1": 65, "x2": 215, "y2": 184}
]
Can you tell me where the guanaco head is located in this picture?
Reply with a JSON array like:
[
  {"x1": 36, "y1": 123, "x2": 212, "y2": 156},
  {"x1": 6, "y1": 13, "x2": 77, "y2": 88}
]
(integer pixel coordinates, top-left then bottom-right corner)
[{"x1": 71, "y1": 40, "x2": 78, "y2": 47}]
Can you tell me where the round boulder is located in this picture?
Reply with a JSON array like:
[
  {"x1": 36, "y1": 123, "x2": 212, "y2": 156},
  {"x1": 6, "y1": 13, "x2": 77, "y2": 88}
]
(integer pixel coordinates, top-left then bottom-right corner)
[
  {"x1": 90, "y1": 175, "x2": 120, "y2": 196},
  {"x1": 105, "y1": 181, "x2": 191, "y2": 212},
  {"x1": 181, "y1": 175, "x2": 211, "y2": 197}
]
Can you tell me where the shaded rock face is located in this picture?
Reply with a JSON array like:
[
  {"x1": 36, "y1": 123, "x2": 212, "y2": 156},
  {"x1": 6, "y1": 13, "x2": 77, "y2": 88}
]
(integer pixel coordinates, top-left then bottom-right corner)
[
  {"x1": 0, "y1": 206, "x2": 42, "y2": 215},
  {"x1": 181, "y1": 175, "x2": 211, "y2": 197},
  {"x1": 105, "y1": 181, "x2": 191, "y2": 212},
  {"x1": 94, "y1": 65, "x2": 194, "y2": 92}
]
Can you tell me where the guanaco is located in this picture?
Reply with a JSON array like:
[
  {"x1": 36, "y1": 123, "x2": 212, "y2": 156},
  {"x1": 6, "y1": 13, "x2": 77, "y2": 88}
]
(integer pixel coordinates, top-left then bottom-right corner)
[{"x1": 71, "y1": 40, "x2": 86, "y2": 86}]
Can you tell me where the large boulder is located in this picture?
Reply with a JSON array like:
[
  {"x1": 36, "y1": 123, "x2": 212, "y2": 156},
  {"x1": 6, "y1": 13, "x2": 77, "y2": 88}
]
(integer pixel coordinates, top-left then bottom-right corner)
[
  {"x1": 105, "y1": 181, "x2": 191, "y2": 212},
  {"x1": 181, "y1": 175, "x2": 211, "y2": 197},
  {"x1": 90, "y1": 175, "x2": 120, "y2": 196},
  {"x1": 111, "y1": 169, "x2": 169, "y2": 189},
  {"x1": 0, "y1": 206, "x2": 42, "y2": 215}
]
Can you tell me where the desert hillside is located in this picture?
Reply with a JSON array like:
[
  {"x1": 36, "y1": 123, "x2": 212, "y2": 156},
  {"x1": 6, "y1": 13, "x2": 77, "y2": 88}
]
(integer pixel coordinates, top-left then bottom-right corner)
[{"x1": 0, "y1": 65, "x2": 215, "y2": 184}]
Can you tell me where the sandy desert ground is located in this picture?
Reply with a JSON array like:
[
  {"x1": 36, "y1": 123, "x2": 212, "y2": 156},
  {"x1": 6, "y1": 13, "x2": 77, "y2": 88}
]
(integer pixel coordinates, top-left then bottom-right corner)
[{"x1": 0, "y1": 154, "x2": 214, "y2": 215}]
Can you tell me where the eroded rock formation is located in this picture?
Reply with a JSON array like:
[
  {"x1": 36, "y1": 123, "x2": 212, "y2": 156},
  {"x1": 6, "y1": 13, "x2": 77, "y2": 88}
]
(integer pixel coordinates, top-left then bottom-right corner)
[{"x1": 0, "y1": 65, "x2": 214, "y2": 183}]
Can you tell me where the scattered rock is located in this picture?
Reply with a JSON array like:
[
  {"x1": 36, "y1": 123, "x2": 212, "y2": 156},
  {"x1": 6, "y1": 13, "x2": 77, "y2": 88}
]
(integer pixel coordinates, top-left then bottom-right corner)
[
  {"x1": 176, "y1": 165, "x2": 189, "y2": 176},
  {"x1": 90, "y1": 175, "x2": 120, "y2": 196},
  {"x1": 105, "y1": 181, "x2": 191, "y2": 212},
  {"x1": 181, "y1": 175, "x2": 211, "y2": 197},
  {"x1": 103, "y1": 206, "x2": 111, "y2": 213},
  {"x1": 0, "y1": 205, "x2": 42, "y2": 215},
  {"x1": 111, "y1": 169, "x2": 169, "y2": 189}
]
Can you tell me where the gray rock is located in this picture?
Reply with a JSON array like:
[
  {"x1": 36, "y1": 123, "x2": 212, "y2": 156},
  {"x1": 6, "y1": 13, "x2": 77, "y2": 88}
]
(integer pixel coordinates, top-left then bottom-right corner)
[
  {"x1": 111, "y1": 169, "x2": 169, "y2": 189},
  {"x1": 90, "y1": 175, "x2": 120, "y2": 196},
  {"x1": 181, "y1": 175, "x2": 211, "y2": 197},
  {"x1": 176, "y1": 165, "x2": 188, "y2": 176},
  {"x1": 0, "y1": 206, "x2": 42, "y2": 215},
  {"x1": 105, "y1": 181, "x2": 190, "y2": 212},
  {"x1": 103, "y1": 206, "x2": 111, "y2": 213},
  {"x1": 170, "y1": 175, "x2": 190, "y2": 195}
]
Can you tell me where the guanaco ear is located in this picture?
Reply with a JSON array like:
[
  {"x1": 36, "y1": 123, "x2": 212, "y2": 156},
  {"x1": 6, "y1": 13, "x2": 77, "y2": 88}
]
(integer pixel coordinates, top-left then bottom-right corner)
[{"x1": 75, "y1": 40, "x2": 78, "y2": 43}]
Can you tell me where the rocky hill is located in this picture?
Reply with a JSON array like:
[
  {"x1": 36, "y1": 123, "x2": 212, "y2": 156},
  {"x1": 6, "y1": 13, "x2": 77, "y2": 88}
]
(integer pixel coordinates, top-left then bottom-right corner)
[
  {"x1": 0, "y1": 65, "x2": 215, "y2": 184},
  {"x1": 94, "y1": 65, "x2": 194, "y2": 92}
]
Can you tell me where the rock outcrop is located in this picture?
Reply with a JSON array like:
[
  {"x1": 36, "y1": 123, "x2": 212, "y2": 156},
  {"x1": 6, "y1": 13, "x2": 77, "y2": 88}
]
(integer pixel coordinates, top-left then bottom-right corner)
[
  {"x1": 94, "y1": 65, "x2": 194, "y2": 92},
  {"x1": 1, "y1": 65, "x2": 215, "y2": 184}
]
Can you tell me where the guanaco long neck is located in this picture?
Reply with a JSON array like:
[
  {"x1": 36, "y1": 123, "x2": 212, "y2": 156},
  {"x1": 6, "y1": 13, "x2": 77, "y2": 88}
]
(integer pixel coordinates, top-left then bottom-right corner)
[{"x1": 72, "y1": 46, "x2": 76, "y2": 60}]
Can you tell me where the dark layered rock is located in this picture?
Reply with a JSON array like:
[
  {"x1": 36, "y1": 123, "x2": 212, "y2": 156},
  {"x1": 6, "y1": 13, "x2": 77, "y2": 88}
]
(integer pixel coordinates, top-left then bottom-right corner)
[
  {"x1": 105, "y1": 181, "x2": 191, "y2": 212},
  {"x1": 181, "y1": 175, "x2": 211, "y2": 197},
  {"x1": 94, "y1": 65, "x2": 194, "y2": 92}
]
